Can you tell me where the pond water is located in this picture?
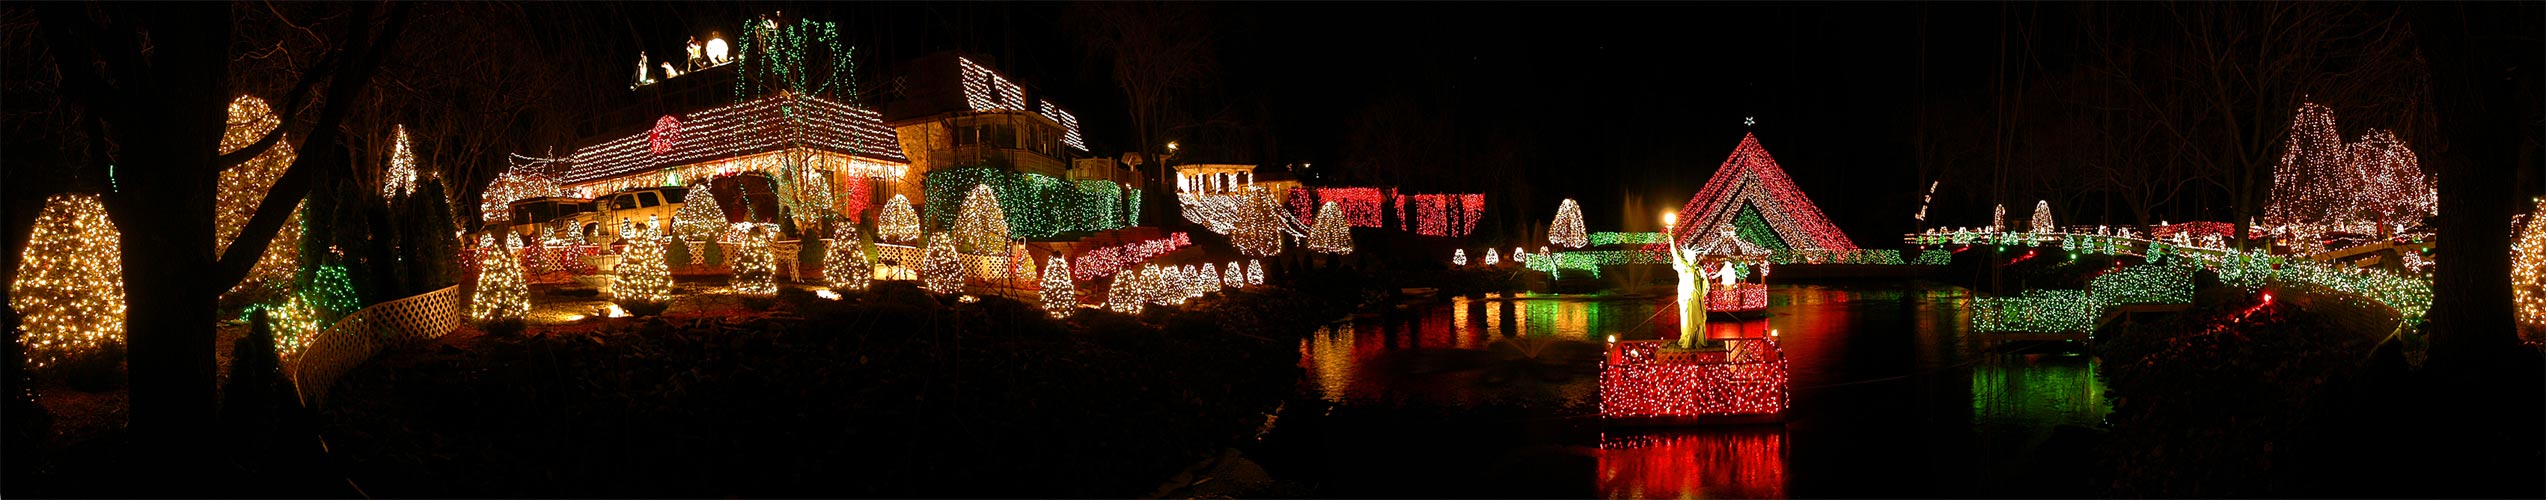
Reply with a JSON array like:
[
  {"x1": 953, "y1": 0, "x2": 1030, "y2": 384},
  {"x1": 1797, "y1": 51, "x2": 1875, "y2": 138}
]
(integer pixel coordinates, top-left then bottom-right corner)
[{"x1": 1249, "y1": 282, "x2": 2110, "y2": 498}]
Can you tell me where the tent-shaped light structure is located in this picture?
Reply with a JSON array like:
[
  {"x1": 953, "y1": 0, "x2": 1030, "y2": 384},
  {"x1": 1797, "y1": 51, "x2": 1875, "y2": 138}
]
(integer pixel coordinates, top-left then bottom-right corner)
[{"x1": 1670, "y1": 133, "x2": 1856, "y2": 252}]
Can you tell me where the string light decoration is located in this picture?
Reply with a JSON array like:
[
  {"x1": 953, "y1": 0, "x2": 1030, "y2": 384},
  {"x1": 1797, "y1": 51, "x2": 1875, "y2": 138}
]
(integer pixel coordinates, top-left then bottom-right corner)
[
  {"x1": 731, "y1": 224, "x2": 779, "y2": 296},
  {"x1": 1399, "y1": 193, "x2": 1487, "y2": 237},
  {"x1": 1672, "y1": 133, "x2": 1856, "y2": 251},
  {"x1": 1912, "y1": 249, "x2": 1952, "y2": 266},
  {"x1": 924, "y1": 167, "x2": 1135, "y2": 239},
  {"x1": 1137, "y1": 264, "x2": 1167, "y2": 306},
  {"x1": 824, "y1": 227, "x2": 872, "y2": 291},
  {"x1": 1199, "y1": 263, "x2": 1222, "y2": 292},
  {"x1": 1222, "y1": 261, "x2": 1243, "y2": 288},
  {"x1": 1589, "y1": 232, "x2": 1671, "y2": 246},
  {"x1": 481, "y1": 156, "x2": 566, "y2": 224},
  {"x1": 920, "y1": 235, "x2": 964, "y2": 294},
  {"x1": 649, "y1": 115, "x2": 682, "y2": 156},
  {"x1": 469, "y1": 234, "x2": 531, "y2": 322},
  {"x1": 1461, "y1": 194, "x2": 1485, "y2": 236},
  {"x1": 951, "y1": 184, "x2": 1010, "y2": 254},
  {"x1": 215, "y1": 96, "x2": 305, "y2": 302},
  {"x1": 1992, "y1": 204, "x2": 2007, "y2": 232},
  {"x1": 1450, "y1": 249, "x2": 1468, "y2": 266},
  {"x1": 1105, "y1": 271, "x2": 1143, "y2": 314},
  {"x1": 1039, "y1": 100, "x2": 1086, "y2": 151},
  {"x1": 959, "y1": 56, "x2": 1029, "y2": 112},
  {"x1": 1551, "y1": 199, "x2": 1589, "y2": 248},
  {"x1": 1041, "y1": 255, "x2": 1075, "y2": 317},
  {"x1": 2030, "y1": 200, "x2": 2055, "y2": 232},
  {"x1": 1484, "y1": 248, "x2": 1500, "y2": 266},
  {"x1": 1314, "y1": 187, "x2": 1386, "y2": 227},
  {"x1": 1247, "y1": 259, "x2": 1265, "y2": 286},
  {"x1": 878, "y1": 194, "x2": 922, "y2": 244},
  {"x1": 1065, "y1": 232, "x2": 1192, "y2": 281},
  {"x1": 1600, "y1": 339, "x2": 1790, "y2": 420},
  {"x1": 2264, "y1": 101, "x2": 2436, "y2": 241},
  {"x1": 383, "y1": 125, "x2": 418, "y2": 199},
  {"x1": 673, "y1": 187, "x2": 730, "y2": 242},
  {"x1": 1177, "y1": 187, "x2": 1298, "y2": 256},
  {"x1": 612, "y1": 224, "x2": 673, "y2": 303},
  {"x1": 1289, "y1": 187, "x2": 1318, "y2": 225},
  {"x1": 561, "y1": 94, "x2": 905, "y2": 186},
  {"x1": 2516, "y1": 202, "x2": 2546, "y2": 331},
  {"x1": 11, "y1": 194, "x2": 127, "y2": 370},
  {"x1": 1307, "y1": 201, "x2": 1355, "y2": 254}
]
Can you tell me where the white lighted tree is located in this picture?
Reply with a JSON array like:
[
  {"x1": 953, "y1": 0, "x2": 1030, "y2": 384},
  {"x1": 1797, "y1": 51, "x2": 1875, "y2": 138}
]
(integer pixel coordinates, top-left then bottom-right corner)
[
  {"x1": 674, "y1": 187, "x2": 729, "y2": 242},
  {"x1": 1307, "y1": 201, "x2": 1354, "y2": 254},
  {"x1": 1105, "y1": 271, "x2": 1143, "y2": 314},
  {"x1": 952, "y1": 184, "x2": 1010, "y2": 254},
  {"x1": 731, "y1": 224, "x2": 778, "y2": 296},
  {"x1": 1041, "y1": 255, "x2": 1075, "y2": 317},
  {"x1": 920, "y1": 234, "x2": 964, "y2": 294},
  {"x1": 1550, "y1": 198, "x2": 1587, "y2": 248},
  {"x1": 613, "y1": 224, "x2": 673, "y2": 303},
  {"x1": 824, "y1": 226, "x2": 872, "y2": 291},
  {"x1": 469, "y1": 234, "x2": 531, "y2": 322},
  {"x1": 383, "y1": 124, "x2": 418, "y2": 199},
  {"x1": 2030, "y1": 200, "x2": 2055, "y2": 232},
  {"x1": 11, "y1": 194, "x2": 128, "y2": 370},
  {"x1": 877, "y1": 193, "x2": 923, "y2": 244}
]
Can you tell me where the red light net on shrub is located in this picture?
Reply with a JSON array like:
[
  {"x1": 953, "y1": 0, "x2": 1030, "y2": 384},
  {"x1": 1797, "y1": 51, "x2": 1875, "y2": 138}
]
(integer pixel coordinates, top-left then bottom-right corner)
[{"x1": 1600, "y1": 339, "x2": 1789, "y2": 419}]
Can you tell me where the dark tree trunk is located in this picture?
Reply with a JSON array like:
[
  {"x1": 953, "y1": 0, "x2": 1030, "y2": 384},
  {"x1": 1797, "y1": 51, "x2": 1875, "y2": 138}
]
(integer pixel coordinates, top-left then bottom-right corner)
[
  {"x1": 2411, "y1": 3, "x2": 2537, "y2": 365},
  {"x1": 88, "y1": 4, "x2": 234, "y2": 481}
]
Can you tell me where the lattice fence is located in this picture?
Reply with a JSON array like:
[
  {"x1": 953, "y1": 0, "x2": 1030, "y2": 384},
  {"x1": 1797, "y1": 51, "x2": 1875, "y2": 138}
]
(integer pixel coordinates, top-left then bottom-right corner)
[{"x1": 290, "y1": 284, "x2": 465, "y2": 405}]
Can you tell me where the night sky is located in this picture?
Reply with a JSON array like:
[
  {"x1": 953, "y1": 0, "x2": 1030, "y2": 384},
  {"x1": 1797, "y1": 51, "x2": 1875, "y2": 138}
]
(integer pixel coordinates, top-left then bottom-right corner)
[{"x1": 596, "y1": 3, "x2": 2127, "y2": 244}]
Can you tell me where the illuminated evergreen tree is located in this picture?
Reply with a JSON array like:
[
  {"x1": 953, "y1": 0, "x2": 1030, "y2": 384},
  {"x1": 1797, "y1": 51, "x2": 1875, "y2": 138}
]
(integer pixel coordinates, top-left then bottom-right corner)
[
  {"x1": 1200, "y1": 263, "x2": 1222, "y2": 291},
  {"x1": 877, "y1": 193, "x2": 922, "y2": 244},
  {"x1": 1246, "y1": 259, "x2": 1265, "y2": 286},
  {"x1": 952, "y1": 184, "x2": 1010, "y2": 254},
  {"x1": 382, "y1": 125, "x2": 417, "y2": 199},
  {"x1": 731, "y1": 224, "x2": 778, "y2": 296},
  {"x1": 1041, "y1": 255, "x2": 1075, "y2": 317},
  {"x1": 1105, "y1": 271, "x2": 1143, "y2": 314},
  {"x1": 1142, "y1": 263, "x2": 1171, "y2": 306},
  {"x1": 10, "y1": 194, "x2": 127, "y2": 370},
  {"x1": 2030, "y1": 200, "x2": 2056, "y2": 233},
  {"x1": 920, "y1": 234, "x2": 964, "y2": 294},
  {"x1": 674, "y1": 187, "x2": 729, "y2": 243},
  {"x1": 1223, "y1": 261, "x2": 1243, "y2": 289},
  {"x1": 612, "y1": 224, "x2": 672, "y2": 304},
  {"x1": 1307, "y1": 201, "x2": 1354, "y2": 254},
  {"x1": 1550, "y1": 198, "x2": 1587, "y2": 248},
  {"x1": 824, "y1": 226, "x2": 872, "y2": 291},
  {"x1": 469, "y1": 234, "x2": 530, "y2": 322}
]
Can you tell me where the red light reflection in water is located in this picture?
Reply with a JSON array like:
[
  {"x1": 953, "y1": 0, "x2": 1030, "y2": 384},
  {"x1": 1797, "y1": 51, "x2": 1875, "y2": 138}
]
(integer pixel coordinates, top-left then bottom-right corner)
[{"x1": 1598, "y1": 430, "x2": 1788, "y2": 499}]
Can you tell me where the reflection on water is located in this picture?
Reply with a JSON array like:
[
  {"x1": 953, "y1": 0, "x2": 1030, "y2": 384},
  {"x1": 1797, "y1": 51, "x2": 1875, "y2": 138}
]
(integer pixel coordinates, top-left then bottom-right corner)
[
  {"x1": 1599, "y1": 430, "x2": 1787, "y2": 500},
  {"x1": 1271, "y1": 283, "x2": 2112, "y2": 498}
]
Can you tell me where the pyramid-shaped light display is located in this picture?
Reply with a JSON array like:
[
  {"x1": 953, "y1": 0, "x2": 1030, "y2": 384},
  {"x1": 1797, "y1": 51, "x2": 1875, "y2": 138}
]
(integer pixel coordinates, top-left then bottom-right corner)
[{"x1": 1670, "y1": 133, "x2": 1856, "y2": 251}]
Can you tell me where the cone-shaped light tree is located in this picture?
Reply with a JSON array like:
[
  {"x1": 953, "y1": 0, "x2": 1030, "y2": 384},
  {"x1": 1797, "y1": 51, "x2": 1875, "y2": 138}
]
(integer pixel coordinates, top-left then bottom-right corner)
[
  {"x1": 1106, "y1": 271, "x2": 1143, "y2": 314},
  {"x1": 877, "y1": 194, "x2": 923, "y2": 245},
  {"x1": 1041, "y1": 255, "x2": 1075, "y2": 317},
  {"x1": 674, "y1": 187, "x2": 729, "y2": 243},
  {"x1": 2030, "y1": 200, "x2": 2055, "y2": 233},
  {"x1": 1307, "y1": 201, "x2": 1354, "y2": 254},
  {"x1": 952, "y1": 184, "x2": 1010, "y2": 254},
  {"x1": 612, "y1": 224, "x2": 673, "y2": 304},
  {"x1": 11, "y1": 194, "x2": 128, "y2": 370},
  {"x1": 824, "y1": 226, "x2": 871, "y2": 291},
  {"x1": 469, "y1": 234, "x2": 531, "y2": 322},
  {"x1": 1550, "y1": 198, "x2": 1587, "y2": 249},
  {"x1": 920, "y1": 234, "x2": 964, "y2": 294},
  {"x1": 731, "y1": 224, "x2": 778, "y2": 296}
]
